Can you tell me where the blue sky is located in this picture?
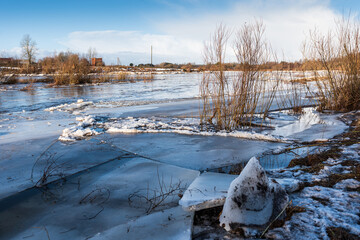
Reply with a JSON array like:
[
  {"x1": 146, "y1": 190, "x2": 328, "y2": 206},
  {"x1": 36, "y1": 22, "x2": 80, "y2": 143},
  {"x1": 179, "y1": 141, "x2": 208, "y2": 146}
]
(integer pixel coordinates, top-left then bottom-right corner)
[{"x1": 1, "y1": 0, "x2": 359, "y2": 64}]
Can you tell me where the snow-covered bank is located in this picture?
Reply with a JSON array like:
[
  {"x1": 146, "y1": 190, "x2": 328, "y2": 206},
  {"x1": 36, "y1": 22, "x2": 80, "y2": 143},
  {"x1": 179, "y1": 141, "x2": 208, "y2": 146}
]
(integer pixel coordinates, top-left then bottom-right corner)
[
  {"x1": 266, "y1": 144, "x2": 360, "y2": 239},
  {"x1": 192, "y1": 112, "x2": 360, "y2": 239}
]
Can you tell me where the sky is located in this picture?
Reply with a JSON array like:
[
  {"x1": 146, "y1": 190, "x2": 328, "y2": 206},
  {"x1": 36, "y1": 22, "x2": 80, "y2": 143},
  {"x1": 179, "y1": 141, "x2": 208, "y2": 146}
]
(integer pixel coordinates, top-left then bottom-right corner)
[{"x1": 0, "y1": 0, "x2": 359, "y2": 65}]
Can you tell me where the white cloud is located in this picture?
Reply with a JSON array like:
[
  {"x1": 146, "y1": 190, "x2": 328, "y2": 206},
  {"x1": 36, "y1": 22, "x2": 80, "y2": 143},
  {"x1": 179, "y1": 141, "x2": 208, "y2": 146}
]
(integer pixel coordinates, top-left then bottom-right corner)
[
  {"x1": 156, "y1": 0, "x2": 340, "y2": 61},
  {"x1": 59, "y1": 30, "x2": 203, "y2": 64},
  {"x1": 58, "y1": 0, "x2": 341, "y2": 64}
]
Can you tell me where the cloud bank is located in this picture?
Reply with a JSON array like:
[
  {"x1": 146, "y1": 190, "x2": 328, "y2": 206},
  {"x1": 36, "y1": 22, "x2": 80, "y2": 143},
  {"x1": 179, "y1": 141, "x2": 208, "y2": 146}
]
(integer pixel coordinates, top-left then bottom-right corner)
[{"x1": 58, "y1": 0, "x2": 341, "y2": 65}]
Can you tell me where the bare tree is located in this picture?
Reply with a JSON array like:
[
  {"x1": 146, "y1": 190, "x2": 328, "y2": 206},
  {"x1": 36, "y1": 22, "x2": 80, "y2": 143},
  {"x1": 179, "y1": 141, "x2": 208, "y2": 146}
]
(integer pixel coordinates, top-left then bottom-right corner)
[
  {"x1": 87, "y1": 47, "x2": 97, "y2": 63},
  {"x1": 20, "y1": 34, "x2": 37, "y2": 66}
]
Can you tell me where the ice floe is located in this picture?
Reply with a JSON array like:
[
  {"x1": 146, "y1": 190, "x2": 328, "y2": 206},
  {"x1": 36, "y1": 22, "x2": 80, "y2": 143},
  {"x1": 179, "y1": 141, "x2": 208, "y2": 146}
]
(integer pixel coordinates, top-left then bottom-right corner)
[
  {"x1": 89, "y1": 206, "x2": 193, "y2": 240},
  {"x1": 179, "y1": 172, "x2": 237, "y2": 212},
  {"x1": 180, "y1": 172, "x2": 304, "y2": 214},
  {"x1": 220, "y1": 157, "x2": 288, "y2": 231},
  {"x1": 0, "y1": 157, "x2": 199, "y2": 240}
]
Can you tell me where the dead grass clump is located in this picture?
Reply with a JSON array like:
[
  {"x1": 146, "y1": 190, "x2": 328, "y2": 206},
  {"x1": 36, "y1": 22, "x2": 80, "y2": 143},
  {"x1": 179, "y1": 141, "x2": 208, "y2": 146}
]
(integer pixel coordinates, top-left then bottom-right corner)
[
  {"x1": 341, "y1": 125, "x2": 360, "y2": 145},
  {"x1": 269, "y1": 205, "x2": 307, "y2": 229},
  {"x1": 19, "y1": 83, "x2": 34, "y2": 91},
  {"x1": 310, "y1": 196, "x2": 330, "y2": 205},
  {"x1": 51, "y1": 52, "x2": 91, "y2": 85},
  {"x1": 315, "y1": 164, "x2": 360, "y2": 188},
  {"x1": 136, "y1": 73, "x2": 155, "y2": 81},
  {"x1": 326, "y1": 227, "x2": 360, "y2": 240},
  {"x1": 287, "y1": 148, "x2": 341, "y2": 172},
  {"x1": 115, "y1": 72, "x2": 129, "y2": 81}
]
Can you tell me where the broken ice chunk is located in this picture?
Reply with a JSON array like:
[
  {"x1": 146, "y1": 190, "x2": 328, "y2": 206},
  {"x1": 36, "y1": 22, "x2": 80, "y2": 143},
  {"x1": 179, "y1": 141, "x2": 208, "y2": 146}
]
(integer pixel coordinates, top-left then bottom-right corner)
[
  {"x1": 220, "y1": 157, "x2": 288, "y2": 232},
  {"x1": 179, "y1": 172, "x2": 237, "y2": 212}
]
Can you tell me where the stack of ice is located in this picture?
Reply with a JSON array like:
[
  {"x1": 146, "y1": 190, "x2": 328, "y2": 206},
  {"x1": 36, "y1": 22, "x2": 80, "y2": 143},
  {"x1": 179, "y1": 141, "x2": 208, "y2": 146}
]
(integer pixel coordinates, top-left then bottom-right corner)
[{"x1": 220, "y1": 157, "x2": 288, "y2": 232}]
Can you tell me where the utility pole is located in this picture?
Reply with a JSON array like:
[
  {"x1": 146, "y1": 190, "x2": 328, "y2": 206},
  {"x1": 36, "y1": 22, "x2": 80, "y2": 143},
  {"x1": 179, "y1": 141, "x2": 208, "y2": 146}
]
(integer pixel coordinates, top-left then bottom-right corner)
[{"x1": 151, "y1": 45, "x2": 153, "y2": 66}]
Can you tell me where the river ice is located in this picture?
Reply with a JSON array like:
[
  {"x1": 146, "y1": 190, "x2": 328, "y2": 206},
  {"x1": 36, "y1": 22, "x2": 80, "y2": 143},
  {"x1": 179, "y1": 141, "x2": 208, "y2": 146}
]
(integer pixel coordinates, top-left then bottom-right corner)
[{"x1": 0, "y1": 73, "x2": 355, "y2": 239}]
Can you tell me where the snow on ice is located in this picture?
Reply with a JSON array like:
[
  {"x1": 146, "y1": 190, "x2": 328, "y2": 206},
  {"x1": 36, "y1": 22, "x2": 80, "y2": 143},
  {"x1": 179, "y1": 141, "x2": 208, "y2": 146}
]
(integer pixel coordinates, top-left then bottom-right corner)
[
  {"x1": 45, "y1": 99, "x2": 93, "y2": 113},
  {"x1": 179, "y1": 172, "x2": 237, "y2": 212},
  {"x1": 220, "y1": 157, "x2": 288, "y2": 232}
]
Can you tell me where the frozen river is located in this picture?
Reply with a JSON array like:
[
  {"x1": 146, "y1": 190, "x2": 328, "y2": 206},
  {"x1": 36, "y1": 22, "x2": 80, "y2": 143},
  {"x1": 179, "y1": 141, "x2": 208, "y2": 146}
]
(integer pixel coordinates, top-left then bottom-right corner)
[
  {"x1": 0, "y1": 73, "x2": 349, "y2": 239},
  {"x1": 0, "y1": 73, "x2": 201, "y2": 114}
]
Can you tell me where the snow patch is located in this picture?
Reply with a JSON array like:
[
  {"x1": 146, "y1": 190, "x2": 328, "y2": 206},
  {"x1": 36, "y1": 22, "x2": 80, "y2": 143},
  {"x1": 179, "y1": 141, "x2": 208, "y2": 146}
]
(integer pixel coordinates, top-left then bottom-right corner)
[
  {"x1": 266, "y1": 186, "x2": 360, "y2": 239},
  {"x1": 58, "y1": 115, "x2": 100, "y2": 141},
  {"x1": 105, "y1": 117, "x2": 285, "y2": 142}
]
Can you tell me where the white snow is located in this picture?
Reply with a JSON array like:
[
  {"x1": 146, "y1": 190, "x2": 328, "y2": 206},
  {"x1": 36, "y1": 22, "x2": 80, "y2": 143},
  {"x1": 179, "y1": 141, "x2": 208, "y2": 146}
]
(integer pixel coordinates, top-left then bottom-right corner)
[
  {"x1": 59, "y1": 126, "x2": 100, "y2": 141},
  {"x1": 58, "y1": 116, "x2": 99, "y2": 141},
  {"x1": 59, "y1": 115, "x2": 101, "y2": 141},
  {"x1": 45, "y1": 99, "x2": 93, "y2": 113},
  {"x1": 56, "y1": 106, "x2": 348, "y2": 144},
  {"x1": 105, "y1": 117, "x2": 286, "y2": 142},
  {"x1": 220, "y1": 157, "x2": 288, "y2": 230},
  {"x1": 274, "y1": 178, "x2": 301, "y2": 193},
  {"x1": 58, "y1": 115, "x2": 286, "y2": 142},
  {"x1": 334, "y1": 179, "x2": 360, "y2": 190},
  {"x1": 266, "y1": 186, "x2": 360, "y2": 239}
]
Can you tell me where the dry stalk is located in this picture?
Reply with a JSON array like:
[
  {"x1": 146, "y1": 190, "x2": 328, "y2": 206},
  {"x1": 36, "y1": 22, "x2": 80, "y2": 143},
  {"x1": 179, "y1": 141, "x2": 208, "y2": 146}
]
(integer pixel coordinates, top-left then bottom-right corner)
[
  {"x1": 128, "y1": 168, "x2": 186, "y2": 214},
  {"x1": 200, "y1": 21, "x2": 279, "y2": 130},
  {"x1": 276, "y1": 71, "x2": 309, "y2": 113},
  {"x1": 79, "y1": 187, "x2": 111, "y2": 220}
]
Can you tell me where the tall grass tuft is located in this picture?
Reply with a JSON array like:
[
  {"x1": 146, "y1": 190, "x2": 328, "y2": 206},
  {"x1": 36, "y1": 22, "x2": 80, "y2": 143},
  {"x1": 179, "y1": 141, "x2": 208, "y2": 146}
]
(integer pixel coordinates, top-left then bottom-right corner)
[
  {"x1": 200, "y1": 21, "x2": 279, "y2": 130},
  {"x1": 304, "y1": 17, "x2": 360, "y2": 111}
]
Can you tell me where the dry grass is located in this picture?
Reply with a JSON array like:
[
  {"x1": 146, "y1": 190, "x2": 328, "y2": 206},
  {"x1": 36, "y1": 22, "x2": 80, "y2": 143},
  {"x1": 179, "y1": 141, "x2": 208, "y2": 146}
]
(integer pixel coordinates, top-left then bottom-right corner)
[
  {"x1": 200, "y1": 21, "x2": 279, "y2": 130},
  {"x1": 326, "y1": 227, "x2": 360, "y2": 240},
  {"x1": 266, "y1": 203, "x2": 307, "y2": 229},
  {"x1": 316, "y1": 163, "x2": 360, "y2": 188},
  {"x1": 115, "y1": 72, "x2": 129, "y2": 80},
  {"x1": 304, "y1": 17, "x2": 360, "y2": 111},
  {"x1": 288, "y1": 148, "x2": 341, "y2": 168},
  {"x1": 277, "y1": 77, "x2": 306, "y2": 114},
  {"x1": 128, "y1": 169, "x2": 185, "y2": 214}
]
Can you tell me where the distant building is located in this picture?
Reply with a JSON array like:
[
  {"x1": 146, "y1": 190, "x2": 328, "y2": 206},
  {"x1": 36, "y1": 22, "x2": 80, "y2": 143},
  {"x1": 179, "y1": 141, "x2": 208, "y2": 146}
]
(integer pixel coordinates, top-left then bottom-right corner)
[{"x1": 91, "y1": 58, "x2": 103, "y2": 66}]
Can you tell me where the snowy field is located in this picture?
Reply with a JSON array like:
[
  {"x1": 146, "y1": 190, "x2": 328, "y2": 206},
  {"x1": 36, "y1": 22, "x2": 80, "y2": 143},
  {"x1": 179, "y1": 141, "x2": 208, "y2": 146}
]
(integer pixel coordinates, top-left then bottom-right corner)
[{"x1": 0, "y1": 72, "x2": 358, "y2": 239}]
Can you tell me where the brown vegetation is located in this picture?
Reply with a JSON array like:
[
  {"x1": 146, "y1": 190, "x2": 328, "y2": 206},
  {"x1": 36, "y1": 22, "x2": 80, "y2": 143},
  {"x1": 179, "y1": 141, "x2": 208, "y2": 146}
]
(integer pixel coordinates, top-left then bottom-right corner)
[
  {"x1": 48, "y1": 52, "x2": 91, "y2": 85},
  {"x1": 287, "y1": 148, "x2": 341, "y2": 173},
  {"x1": 326, "y1": 227, "x2": 360, "y2": 240},
  {"x1": 200, "y1": 21, "x2": 280, "y2": 130},
  {"x1": 304, "y1": 18, "x2": 360, "y2": 111}
]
